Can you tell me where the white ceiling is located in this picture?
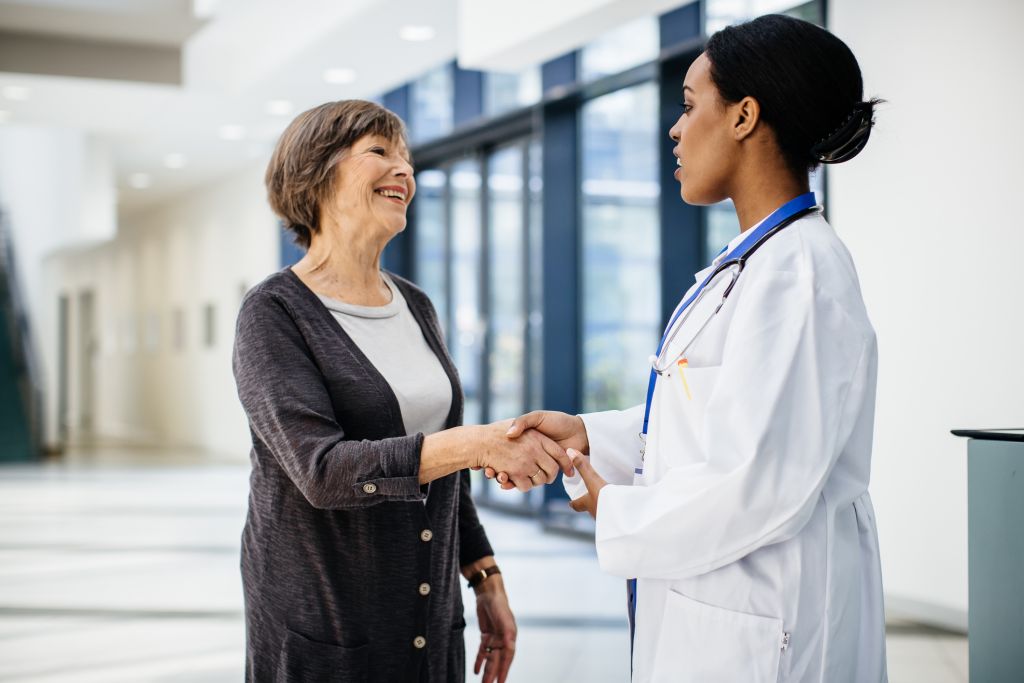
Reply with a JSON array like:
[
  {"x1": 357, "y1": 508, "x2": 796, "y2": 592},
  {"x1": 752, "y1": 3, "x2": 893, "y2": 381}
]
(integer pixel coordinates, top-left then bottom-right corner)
[
  {"x1": 0, "y1": 0, "x2": 460, "y2": 214},
  {"x1": 0, "y1": 0, "x2": 676, "y2": 217}
]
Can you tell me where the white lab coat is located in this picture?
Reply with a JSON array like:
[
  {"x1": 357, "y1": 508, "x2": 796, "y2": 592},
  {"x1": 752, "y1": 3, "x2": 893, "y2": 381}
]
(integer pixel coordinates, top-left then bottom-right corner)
[{"x1": 565, "y1": 211, "x2": 887, "y2": 682}]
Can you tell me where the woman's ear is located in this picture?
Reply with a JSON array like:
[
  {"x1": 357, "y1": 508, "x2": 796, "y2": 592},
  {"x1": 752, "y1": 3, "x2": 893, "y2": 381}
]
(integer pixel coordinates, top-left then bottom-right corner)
[{"x1": 732, "y1": 96, "x2": 761, "y2": 141}]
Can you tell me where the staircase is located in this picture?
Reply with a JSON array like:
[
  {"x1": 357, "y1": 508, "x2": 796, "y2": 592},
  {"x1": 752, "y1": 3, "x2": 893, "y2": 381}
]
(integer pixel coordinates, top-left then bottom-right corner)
[{"x1": 0, "y1": 210, "x2": 42, "y2": 462}]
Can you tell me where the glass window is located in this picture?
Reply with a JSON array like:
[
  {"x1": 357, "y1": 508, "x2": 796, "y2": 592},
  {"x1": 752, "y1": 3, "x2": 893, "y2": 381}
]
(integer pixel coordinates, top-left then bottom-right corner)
[
  {"x1": 487, "y1": 144, "x2": 526, "y2": 423},
  {"x1": 410, "y1": 64, "x2": 454, "y2": 144},
  {"x1": 483, "y1": 66, "x2": 542, "y2": 117},
  {"x1": 413, "y1": 168, "x2": 449, "y2": 331},
  {"x1": 580, "y1": 83, "x2": 661, "y2": 412},
  {"x1": 579, "y1": 16, "x2": 659, "y2": 81},
  {"x1": 450, "y1": 159, "x2": 484, "y2": 425},
  {"x1": 705, "y1": 0, "x2": 822, "y2": 34}
]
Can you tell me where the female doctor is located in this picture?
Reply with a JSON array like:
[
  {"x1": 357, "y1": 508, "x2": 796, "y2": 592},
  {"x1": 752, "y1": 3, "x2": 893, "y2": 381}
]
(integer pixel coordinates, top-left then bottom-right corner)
[{"x1": 501, "y1": 14, "x2": 886, "y2": 683}]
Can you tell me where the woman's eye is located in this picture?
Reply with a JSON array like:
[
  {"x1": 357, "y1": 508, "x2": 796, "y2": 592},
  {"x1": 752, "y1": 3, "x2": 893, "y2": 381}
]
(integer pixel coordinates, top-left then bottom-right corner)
[
  {"x1": 370, "y1": 147, "x2": 386, "y2": 155},
  {"x1": 679, "y1": 102, "x2": 693, "y2": 114}
]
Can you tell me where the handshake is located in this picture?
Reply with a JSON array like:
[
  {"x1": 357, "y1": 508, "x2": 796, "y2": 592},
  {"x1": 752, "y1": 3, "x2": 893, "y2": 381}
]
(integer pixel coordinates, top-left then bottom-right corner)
[
  {"x1": 463, "y1": 411, "x2": 607, "y2": 518},
  {"x1": 424, "y1": 411, "x2": 608, "y2": 516},
  {"x1": 465, "y1": 411, "x2": 586, "y2": 491}
]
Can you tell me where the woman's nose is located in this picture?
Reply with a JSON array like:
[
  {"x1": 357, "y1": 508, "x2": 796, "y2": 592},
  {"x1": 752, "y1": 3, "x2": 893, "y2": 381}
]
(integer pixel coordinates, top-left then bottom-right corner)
[{"x1": 394, "y1": 159, "x2": 413, "y2": 176}]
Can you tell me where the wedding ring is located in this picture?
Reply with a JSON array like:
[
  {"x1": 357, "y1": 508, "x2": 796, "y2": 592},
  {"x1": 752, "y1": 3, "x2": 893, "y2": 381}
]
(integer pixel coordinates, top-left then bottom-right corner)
[
  {"x1": 530, "y1": 469, "x2": 543, "y2": 481},
  {"x1": 485, "y1": 646, "x2": 494, "y2": 653}
]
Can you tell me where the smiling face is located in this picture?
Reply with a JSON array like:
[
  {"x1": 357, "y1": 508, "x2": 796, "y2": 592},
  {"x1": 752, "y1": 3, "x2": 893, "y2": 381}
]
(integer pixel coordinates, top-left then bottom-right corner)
[
  {"x1": 327, "y1": 133, "x2": 416, "y2": 238},
  {"x1": 668, "y1": 53, "x2": 742, "y2": 206}
]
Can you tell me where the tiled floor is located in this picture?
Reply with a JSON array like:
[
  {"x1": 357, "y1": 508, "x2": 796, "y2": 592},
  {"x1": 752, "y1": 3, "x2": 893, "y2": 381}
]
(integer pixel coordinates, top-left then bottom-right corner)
[{"x1": 0, "y1": 449, "x2": 966, "y2": 682}]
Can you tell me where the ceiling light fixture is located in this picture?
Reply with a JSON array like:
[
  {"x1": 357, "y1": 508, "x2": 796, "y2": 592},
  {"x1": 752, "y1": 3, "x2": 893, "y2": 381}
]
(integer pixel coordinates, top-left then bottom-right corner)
[
  {"x1": 219, "y1": 124, "x2": 245, "y2": 141},
  {"x1": 2, "y1": 86, "x2": 30, "y2": 101},
  {"x1": 323, "y1": 68, "x2": 356, "y2": 85},
  {"x1": 399, "y1": 25, "x2": 435, "y2": 42},
  {"x1": 266, "y1": 99, "x2": 294, "y2": 116},
  {"x1": 164, "y1": 153, "x2": 186, "y2": 169},
  {"x1": 129, "y1": 173, "x2": 152, "y2": 189}
]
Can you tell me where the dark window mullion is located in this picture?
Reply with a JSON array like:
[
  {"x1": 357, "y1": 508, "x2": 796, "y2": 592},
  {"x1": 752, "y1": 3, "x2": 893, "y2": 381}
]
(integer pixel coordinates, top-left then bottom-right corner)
[
  {"x1": 442, "y1": 163, "x2": 454, "y2": 343},
  {"x1": 519, "y1": 138, "x2": 531, "y2": 417},
  {"x1": 479, "y1": 150, "x2": 492, "y2": 426}
]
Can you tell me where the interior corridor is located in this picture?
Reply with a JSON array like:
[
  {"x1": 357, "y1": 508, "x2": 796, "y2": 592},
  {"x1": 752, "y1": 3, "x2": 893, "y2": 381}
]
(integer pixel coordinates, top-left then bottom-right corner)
[{"x1": 0, "y1": 448, "x2": 966, "y2": 682}]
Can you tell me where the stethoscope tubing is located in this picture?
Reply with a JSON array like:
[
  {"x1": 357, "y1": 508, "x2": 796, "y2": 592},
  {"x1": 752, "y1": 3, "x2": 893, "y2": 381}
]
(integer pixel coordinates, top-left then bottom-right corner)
[{"x1": 649, "y1": 205, "x2": 820, "y2": 376}]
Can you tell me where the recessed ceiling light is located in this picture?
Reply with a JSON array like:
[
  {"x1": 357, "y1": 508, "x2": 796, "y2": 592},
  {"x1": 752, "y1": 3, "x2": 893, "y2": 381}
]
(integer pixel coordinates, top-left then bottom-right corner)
[
  {"x1": 323, "y1": 68, "x2": 356, "y2": 85},
  {"x1": 129, "y1": 172, "x2": 152, "y2": 189},
  {"x1": 164, "y1": 153, "x2": 186, "y2": 169},
  {"x1": 399, "y1": 25, "x2": 435, "y2": 42},
  {"x1": 219, "y1": 124, "x2": 245, "y2": 141},
  {"x1": 2, "y1": 86, "x2": 30, "y2": 101},
  {"x1": 266, "y1": 99, "x2": 294, "y2": 116}
]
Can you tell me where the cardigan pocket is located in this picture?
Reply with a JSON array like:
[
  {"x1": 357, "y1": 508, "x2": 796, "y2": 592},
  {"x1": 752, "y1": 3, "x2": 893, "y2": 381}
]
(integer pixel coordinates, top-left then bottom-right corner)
[
  {"x1": 276, "y1": 628, "x2": 369, "y2": 683},
  {"x1": 446, "y1": 618, "x2": 467, "y2": 683}
]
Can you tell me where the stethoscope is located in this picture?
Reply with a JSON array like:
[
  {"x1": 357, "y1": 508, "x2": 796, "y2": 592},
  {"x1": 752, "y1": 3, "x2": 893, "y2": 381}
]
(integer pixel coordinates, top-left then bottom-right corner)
[
  {"x1": 639, "y1": 192, "x2": 820, "y2": 457},
  {"x1": 649, "y1": 201, "x2": 822, "y2": 375}
]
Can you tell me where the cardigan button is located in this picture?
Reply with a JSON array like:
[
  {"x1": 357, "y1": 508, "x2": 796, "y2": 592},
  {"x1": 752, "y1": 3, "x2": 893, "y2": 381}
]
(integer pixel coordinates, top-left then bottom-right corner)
[
  {"x1": 362, "y1": 483, "x2": 378, "y2": 494},
  {"x1": 418, "y1": 582, "x2": 431, "y2": 596},
  {"x1": 413, "y1": 636, "x2": 427, "y2": 649},
  {"x1": 420, "y1": 529, "x2": 433, "y2": 542}
]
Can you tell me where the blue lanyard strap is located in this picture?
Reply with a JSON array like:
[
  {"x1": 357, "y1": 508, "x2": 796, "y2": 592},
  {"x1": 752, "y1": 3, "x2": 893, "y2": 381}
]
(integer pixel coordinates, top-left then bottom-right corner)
[{"x1": 639, "y1": 192, "x2": 817, "y2": 440}]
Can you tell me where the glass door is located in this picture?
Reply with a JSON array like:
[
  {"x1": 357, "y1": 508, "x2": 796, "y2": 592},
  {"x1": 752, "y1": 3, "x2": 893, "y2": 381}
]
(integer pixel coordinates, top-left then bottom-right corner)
[{"x1": 412, "y1": 136, "x2": 543, "y2": 511}]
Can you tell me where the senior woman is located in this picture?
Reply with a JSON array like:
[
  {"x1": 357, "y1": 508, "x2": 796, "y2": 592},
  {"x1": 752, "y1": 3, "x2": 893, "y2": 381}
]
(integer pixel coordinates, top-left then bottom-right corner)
[{"x1": 232, "y1": 100, "x2": 570, "y2": 683}]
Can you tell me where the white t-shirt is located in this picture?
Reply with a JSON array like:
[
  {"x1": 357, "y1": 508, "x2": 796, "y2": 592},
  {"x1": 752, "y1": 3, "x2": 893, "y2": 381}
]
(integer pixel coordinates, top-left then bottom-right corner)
[{"x1": 317, "y1": 274, "x2": 453, "y2": 438}]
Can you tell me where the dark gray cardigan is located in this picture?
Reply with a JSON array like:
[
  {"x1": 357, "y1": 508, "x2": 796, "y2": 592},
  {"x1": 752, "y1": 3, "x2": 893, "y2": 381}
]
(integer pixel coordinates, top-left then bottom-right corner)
[{"x1": 232, "y1": 268, "x2": 493, "y2": 683}]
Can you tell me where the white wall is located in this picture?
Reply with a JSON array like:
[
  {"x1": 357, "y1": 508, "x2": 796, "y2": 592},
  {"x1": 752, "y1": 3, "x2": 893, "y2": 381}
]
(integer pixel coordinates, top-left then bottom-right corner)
[
  {"x1": 829, "y1": 0, "x2": 1024, "y2": 628},
  {"x1": 41, "y1": 162, "x2": 279, "y2": 458}
]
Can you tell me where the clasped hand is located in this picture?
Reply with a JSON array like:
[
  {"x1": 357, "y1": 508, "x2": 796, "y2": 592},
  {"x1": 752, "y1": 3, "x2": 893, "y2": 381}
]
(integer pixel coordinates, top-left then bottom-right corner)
[
  {"x1": 471, "y1": 419, "x2": 575, "y2": 492},
  {"x1": 483, "y1": 411, "x2": 609, "y2": 518}
]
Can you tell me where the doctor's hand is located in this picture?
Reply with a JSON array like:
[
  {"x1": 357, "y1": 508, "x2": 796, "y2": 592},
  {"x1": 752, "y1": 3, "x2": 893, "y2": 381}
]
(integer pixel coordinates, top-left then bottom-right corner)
[
  {"x1": 567, "y1": 450, "x2": 607, "y2": 519},
  {"x1": 487, "y1": 411, "x2": 590, "y2": 489},
  {"x1": 472, "y1": 420, "x2": 574, "y2": 492}
]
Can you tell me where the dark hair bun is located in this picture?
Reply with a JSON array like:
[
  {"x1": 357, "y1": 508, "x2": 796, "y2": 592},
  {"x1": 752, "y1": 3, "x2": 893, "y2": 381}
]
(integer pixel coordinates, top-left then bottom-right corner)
[
  {"x1": 810, "y1": 99, "x2": 881, "y2": 164},
  {"x1": 705, "y1": 15, "x2": 880, "y2": 175}
]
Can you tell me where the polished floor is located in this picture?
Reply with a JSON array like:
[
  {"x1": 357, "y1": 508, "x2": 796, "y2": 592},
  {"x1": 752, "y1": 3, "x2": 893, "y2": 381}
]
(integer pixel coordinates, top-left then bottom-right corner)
[{"x1": 0, "y1": 448, "x2": 967, "y2": 682}]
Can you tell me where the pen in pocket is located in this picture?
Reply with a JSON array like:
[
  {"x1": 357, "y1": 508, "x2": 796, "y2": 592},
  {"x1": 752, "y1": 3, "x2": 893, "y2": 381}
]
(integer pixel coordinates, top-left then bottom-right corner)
[{"x1": 677, "y1": 358, "x2": 692, "y2": 400}]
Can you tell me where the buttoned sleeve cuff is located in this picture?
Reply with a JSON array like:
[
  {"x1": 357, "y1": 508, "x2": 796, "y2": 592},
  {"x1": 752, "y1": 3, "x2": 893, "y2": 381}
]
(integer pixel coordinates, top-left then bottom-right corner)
[{"x1": 350, "y1": 432, "x2": 426, "y2": 503}]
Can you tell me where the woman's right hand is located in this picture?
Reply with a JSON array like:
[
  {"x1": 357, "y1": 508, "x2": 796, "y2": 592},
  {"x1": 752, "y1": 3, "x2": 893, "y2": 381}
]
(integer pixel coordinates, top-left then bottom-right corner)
[
  {"x1": 486, "y1": 412, "x2": 589, "y2": 488},
  {"x1": 473, "y1": 420, "x2": 575, "y2": 492}
]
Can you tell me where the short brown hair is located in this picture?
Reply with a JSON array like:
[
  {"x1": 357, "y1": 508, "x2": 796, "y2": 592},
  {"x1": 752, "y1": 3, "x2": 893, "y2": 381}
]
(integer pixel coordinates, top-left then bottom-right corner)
[{"x1": 265, "y1": 100, "x2": 407, "y2": 249}]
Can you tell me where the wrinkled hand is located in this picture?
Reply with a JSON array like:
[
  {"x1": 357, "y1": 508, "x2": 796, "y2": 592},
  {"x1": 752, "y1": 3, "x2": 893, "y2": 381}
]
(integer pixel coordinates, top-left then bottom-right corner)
[
  {"x1": 566, "y1": 450, "x2": 607, "y2": 519},
  {"x1": 473, "y1": 420, "x2": 574, "y2": 492},
  {"x1": 488, "y1": 411, "x2": 589, "y2": 489},
  {"x1": 474, "y1": 580, "x2": 516, "y2": 683}
]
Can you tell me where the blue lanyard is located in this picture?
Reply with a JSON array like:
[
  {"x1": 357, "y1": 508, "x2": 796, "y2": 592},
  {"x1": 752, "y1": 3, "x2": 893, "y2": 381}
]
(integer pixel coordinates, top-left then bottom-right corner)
[{"x1": 638, "y1": 192, "x2": 817, "y2": 450}]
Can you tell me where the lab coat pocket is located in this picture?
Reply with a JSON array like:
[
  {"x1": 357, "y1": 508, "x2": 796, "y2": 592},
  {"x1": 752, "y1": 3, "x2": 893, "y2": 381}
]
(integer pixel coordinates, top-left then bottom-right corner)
[
  {"x1": 651, "y1": 590, "x2": 783, "y2": 683},
  {"x1": 669, "y1": 364, "x2": 720, "y2": 439}
]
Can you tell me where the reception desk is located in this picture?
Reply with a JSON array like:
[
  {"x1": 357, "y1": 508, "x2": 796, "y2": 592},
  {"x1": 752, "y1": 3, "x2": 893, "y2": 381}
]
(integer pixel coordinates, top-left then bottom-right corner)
[{"x1": 951, "y1": 428, "x2": 1024, "y2": 682}]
